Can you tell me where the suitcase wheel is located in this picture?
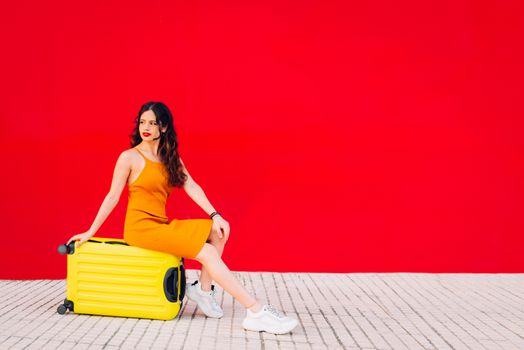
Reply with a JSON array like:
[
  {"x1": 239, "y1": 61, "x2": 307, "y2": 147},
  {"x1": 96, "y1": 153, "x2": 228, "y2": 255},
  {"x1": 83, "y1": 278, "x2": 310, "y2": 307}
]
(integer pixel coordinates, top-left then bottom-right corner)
[
  {"x1": 57, "y1": 304, "x2": 67, "y2": 314},
  {"x1": 57, "y1": 299, "x2": 74, "y2": 314}
]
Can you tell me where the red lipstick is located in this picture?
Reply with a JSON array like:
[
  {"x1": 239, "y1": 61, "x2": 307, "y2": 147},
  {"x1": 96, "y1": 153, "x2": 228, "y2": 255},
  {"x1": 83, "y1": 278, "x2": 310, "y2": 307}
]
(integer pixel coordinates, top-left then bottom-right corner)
[{"x1": 142, "y1": 133, "x2": 151, "y2": 137}]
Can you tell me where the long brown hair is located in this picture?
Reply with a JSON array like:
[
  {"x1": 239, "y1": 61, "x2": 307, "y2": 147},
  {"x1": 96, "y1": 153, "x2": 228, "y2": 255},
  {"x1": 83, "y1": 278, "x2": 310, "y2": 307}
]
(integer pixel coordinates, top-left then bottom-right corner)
[{"x1": 129, "y1": 101, "x2": 187, "y2": 188}]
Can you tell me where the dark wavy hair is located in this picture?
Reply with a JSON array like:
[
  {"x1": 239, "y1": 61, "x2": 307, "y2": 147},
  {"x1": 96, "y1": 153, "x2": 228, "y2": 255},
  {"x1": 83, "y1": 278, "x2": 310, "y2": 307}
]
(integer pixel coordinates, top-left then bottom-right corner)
[{"x1": 129, "y1": 101, "x2": 187, "y2": 188}]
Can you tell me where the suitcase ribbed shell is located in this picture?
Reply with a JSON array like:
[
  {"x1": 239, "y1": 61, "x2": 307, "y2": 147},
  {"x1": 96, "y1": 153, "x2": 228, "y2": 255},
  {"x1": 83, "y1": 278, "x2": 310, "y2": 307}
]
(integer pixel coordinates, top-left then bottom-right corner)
[{"x1": 65, "y1": 237, "x2": 183, "y2": 320}]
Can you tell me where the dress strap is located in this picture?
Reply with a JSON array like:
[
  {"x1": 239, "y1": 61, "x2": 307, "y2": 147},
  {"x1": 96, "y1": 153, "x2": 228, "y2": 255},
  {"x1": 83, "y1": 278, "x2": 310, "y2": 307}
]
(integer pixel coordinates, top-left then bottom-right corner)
[
  {"x1": 134, "y1": 147, "x2": 162, "y2": 164},
  {"x1": 134, "y1": 147, "x2": 150, "y2": 162}
]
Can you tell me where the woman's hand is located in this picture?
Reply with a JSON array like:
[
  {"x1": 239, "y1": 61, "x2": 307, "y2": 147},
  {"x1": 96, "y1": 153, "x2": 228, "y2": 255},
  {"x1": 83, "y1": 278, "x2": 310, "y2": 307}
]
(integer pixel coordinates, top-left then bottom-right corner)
[
  {"x1": 66, "y1": 231, "x2": 93, "y2": 248},
  {"x1": 212, "y1": 216, "x2": 230, "y2": 241}
]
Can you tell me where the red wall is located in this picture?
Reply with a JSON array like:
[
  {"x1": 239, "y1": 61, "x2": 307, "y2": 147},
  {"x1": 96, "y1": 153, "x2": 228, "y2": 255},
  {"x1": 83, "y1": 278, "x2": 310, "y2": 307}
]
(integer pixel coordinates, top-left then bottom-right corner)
[{"x1": 1, "y1": 1, "x2": 523, "y2": 278}]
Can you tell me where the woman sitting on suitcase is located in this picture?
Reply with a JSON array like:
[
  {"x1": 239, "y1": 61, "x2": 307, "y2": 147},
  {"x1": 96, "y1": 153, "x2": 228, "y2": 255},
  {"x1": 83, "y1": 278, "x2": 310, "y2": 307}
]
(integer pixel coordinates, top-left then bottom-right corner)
[{"x1": 66, "y1": 101, "x2": 299, "y2": 335}]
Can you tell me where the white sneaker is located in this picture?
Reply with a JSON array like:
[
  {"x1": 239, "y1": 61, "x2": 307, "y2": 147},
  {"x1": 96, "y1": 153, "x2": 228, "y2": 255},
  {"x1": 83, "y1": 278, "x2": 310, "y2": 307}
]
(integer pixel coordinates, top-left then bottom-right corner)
[
  {"x1": 242, "y1": 304, "x2": 299, "y2": 334},
  {"x1": 185, "y1": 280, "x2": 224, "y2": 318}
]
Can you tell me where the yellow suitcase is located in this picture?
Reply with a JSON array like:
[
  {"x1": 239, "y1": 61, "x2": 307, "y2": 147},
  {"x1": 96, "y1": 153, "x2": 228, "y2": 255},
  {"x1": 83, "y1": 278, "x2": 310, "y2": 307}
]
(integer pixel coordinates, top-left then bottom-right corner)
[{"x1": 57, "y1": 237, "x2": 185, "y2": 320}]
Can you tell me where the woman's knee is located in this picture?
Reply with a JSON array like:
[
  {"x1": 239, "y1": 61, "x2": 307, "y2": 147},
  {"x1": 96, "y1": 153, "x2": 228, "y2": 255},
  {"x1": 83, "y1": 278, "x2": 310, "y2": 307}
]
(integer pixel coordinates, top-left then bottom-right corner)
[
  {"x1": 209, "y1": 235, "x2": 228, "y2": 248},
  {"x1": 195, "y1": 243, "x2": 219, "y2": 263},
  {"x1": 207, "y1": 227, "x2": 228, "y2": 246}
]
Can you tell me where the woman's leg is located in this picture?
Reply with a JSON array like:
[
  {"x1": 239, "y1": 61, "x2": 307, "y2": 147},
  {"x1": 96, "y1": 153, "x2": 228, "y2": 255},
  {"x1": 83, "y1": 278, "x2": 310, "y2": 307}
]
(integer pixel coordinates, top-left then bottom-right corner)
[
  {"x1": 198, "y1": 229, "x2": 226, "y2": 292},
  {"x1": 194, "y1": 243, "x2": 261, "y2": 311}
]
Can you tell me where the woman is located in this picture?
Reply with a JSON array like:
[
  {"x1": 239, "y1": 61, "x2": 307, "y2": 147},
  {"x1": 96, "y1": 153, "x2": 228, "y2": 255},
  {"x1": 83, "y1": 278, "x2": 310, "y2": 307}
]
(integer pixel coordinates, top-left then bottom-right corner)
[{"x1": 66, "y1": 101, "x2": 299, "y2": 335}]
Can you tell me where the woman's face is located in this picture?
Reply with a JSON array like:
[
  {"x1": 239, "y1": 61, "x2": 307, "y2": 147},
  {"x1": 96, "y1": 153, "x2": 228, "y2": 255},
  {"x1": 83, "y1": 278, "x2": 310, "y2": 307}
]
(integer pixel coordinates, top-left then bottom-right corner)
[{"x1": 139, "y1": 110, "x2": 165, "y2": 140}]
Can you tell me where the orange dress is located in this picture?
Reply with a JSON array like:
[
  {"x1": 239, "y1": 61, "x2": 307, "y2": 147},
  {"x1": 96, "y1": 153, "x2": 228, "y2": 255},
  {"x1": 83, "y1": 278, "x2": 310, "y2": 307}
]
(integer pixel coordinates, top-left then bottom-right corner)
[{"x1": 123, "y1": 147, "x2": 213, "y2": 259}]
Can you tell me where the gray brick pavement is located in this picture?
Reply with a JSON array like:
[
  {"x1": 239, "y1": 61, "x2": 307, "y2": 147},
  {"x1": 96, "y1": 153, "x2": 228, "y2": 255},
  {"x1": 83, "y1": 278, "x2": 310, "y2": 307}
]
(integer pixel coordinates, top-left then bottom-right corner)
[{"x1": 0, "y1": 272, "x2": 523, "y2": 349}]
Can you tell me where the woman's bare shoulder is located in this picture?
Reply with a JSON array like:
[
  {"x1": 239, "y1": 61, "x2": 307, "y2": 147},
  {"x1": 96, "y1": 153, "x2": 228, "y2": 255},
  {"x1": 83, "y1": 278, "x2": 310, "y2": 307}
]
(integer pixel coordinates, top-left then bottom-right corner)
[
  {"x1": 121, "y1": 147, "x2": 138, "y2": 156},
  {"x1": 117, "y1": 148, "x2": 140, "y2": 165}
]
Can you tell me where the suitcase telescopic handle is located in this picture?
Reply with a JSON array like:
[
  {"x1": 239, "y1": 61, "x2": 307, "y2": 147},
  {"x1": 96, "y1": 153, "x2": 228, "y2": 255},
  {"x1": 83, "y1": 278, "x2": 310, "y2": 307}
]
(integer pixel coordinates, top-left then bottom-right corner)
[
  {"x1": 86, "y1": 239, "x2": 129, "y2": 246},
  {"x1": 57, "y1": 239, "x2": 129, "y2": 255}
]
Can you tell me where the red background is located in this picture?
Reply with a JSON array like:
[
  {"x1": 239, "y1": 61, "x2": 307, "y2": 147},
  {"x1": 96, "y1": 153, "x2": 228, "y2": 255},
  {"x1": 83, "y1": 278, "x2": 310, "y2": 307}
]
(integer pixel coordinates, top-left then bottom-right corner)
[{"x1": 1, "y1": 1, "x2": 523, "y2": 278}]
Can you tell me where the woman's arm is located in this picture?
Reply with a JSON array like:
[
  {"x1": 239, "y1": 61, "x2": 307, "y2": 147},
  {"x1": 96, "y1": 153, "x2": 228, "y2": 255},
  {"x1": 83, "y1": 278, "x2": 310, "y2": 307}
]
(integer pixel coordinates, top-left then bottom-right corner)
[
  {"x1": 67, "y1": 151, "x2": 131, "y2": 245},
  {"x1": 87, "y1": 151, "x2": 131, "y2": 235},
  {"x1": 180, "y1": 157, "x2": 230, "y2": 239},
  {"x1": 180, "y1": 158, "x2": 217, "y2": 216}
]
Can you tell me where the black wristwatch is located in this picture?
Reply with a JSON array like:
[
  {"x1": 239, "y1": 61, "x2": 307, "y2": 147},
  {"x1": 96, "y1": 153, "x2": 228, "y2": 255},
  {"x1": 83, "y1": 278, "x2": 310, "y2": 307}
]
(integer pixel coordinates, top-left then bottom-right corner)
[{"x1": 210, "y1": 211, "x2": 221, "y2": 219}]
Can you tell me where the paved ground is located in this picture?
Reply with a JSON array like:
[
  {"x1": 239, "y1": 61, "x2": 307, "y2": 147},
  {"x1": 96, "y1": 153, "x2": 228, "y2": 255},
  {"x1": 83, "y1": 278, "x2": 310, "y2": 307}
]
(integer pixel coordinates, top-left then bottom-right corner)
[{"x1": 0, "y1": 271, "x2": 523, "y2": 350}]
